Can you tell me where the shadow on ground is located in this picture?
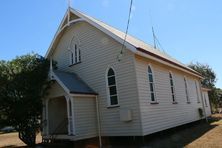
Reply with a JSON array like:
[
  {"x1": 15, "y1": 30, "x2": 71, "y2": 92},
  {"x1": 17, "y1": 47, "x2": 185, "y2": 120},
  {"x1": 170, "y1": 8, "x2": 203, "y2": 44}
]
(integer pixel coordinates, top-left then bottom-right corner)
[
  {"x1": 5, "y1": 114, "x2": 222, "y2": 148},
  {"x1": 102, "y1": 115, "x2": 222, "y2": 148}
]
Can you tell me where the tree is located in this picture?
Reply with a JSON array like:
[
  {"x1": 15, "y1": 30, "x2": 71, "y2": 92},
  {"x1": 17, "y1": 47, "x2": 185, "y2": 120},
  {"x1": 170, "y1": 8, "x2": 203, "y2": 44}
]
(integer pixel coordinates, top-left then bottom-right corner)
[
  {"x1": 189, "y1": 62, "x2": 216, "y2": 88},
  {"x1": 0, "y1": 53, "x2": 49, "y2": 146},
  {"x1": 188, "y1": 62, "x2": 219, "y2": 110}
]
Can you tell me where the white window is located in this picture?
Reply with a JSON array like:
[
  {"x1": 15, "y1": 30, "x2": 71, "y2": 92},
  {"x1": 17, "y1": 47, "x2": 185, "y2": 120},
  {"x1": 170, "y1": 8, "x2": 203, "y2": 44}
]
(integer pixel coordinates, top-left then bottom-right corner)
[
  {"x1": 148, "y1": 65, "x2": 156, "y2": 102},
  {"x1": 195, "y1": 80, "x2": 200, "y2": 103},
  {"x1": 169, "y1": 72, "x2": 176, "y2": 103},
  {"x1": 184, "y1": 77, "x2": 190, "y2": 103},
  {"x1": 204, "y1": 93, "x2": 208, "y2": 107},
  {"x1": 69, "y1": 36, "x2": 81, "y2": 65},
  {"x1": 106, "y1": 68, "x2": 118, "y2": 106}
]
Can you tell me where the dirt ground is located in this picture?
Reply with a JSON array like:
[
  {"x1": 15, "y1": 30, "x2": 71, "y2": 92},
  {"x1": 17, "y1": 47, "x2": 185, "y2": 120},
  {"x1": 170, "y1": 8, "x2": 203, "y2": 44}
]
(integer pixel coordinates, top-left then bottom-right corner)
[
  {"x1": 1, "y1": 114, "x2": 222, "y2": 148},
  {"x1": 0, "y1": 132, "x2": 41, "y2": 147},
  {"x1": 141, "y1": 115, "x2": 222, "y2": 148},
  {"x1": 186, "y1": 115, "x2": 222, "y2": 148}
]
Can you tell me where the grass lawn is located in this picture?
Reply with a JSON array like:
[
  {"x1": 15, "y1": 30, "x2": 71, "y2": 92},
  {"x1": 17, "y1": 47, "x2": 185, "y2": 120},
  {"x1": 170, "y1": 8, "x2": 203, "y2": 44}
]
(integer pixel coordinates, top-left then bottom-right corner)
[{"x1": 0, "y1": 114, "x2": 222, "y2": 148}]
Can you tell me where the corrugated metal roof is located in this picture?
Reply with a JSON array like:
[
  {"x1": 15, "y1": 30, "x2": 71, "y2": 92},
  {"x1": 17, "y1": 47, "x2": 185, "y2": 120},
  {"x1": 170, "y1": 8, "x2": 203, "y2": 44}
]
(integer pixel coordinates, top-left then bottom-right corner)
[
  {"x1": 74, "y1": 9, "x2": 200, "y2": 76},
  {"x1": 53, "y1": 70, "x2": 97, "y2": 95}
]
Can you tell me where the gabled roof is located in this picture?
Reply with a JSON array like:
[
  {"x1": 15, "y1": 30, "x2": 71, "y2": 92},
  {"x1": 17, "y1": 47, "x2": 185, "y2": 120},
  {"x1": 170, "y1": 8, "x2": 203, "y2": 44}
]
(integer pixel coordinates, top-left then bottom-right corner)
[
  {"x1": 45, "y1": 8, "x2": 202, "y2": 78},
  {"x1": 53, "y1": 70, "x2": 97, "y2": 95}
]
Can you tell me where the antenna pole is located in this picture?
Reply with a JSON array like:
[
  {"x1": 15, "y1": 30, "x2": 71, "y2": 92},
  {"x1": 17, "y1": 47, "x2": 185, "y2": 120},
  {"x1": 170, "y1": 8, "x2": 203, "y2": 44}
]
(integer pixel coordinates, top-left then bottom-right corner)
[
  {"x1": 67, "y1": 0, "x2": 72, "y2": 26},
  {"x1": 68, "y1": 0, "x2": 71, "y2": 8},
  {"x1": 152, "y1": 27, "x2": 157, "y2": 49}
]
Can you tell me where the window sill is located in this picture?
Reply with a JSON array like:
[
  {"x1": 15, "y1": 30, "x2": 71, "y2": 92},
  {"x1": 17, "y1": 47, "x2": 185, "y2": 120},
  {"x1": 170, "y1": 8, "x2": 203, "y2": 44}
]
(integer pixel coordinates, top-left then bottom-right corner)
[
  {"x1": 69, "y1": 61, "x2": 81, "y2": 67},
  {"x1": 187, "y1": 102, "x2": 191, "y2": 104},
  {"x1": 150, "y1": 102, "x2": 159, "y2": 105},
  {"x1": 172, "y1": 102, "x2": 178, "y2": 104},
  {"x1": 107, "y1": 105, "x2": 120, "y2": 109}
]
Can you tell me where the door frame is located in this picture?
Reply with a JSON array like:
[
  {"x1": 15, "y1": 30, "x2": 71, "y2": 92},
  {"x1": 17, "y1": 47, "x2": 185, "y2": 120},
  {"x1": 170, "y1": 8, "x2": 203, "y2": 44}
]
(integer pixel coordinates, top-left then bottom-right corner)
[{"x1": 65, "y1": 95, "x2": 75, "y2": 135}]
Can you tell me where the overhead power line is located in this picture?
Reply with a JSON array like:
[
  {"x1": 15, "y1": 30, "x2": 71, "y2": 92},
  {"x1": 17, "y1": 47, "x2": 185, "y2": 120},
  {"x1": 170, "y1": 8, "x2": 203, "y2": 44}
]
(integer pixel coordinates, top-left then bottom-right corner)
[{"x1": 118, "y1": 0, "x2": 133, "y2": 61}]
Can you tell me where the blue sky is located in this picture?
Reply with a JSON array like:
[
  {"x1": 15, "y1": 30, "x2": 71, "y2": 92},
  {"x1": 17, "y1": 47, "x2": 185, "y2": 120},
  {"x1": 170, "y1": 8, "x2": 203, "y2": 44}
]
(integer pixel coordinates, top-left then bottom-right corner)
[{"x1": 0, "y1": 0, "x2": 221, "y2": 88}]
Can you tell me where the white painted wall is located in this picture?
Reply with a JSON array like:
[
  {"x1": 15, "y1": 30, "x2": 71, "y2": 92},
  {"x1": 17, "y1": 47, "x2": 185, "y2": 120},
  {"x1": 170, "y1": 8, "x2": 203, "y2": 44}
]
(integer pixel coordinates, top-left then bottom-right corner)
[
  {"x1": 134, "y1": 56, "x2": 204, "y2": 136},
  {"x1": 49, "y1": 14, "x2": 209, "y2": 138},
  {"x1": 43, "y1": 81, "x2": 99, "y2": 140},
  {"x1": 202, "y1": 91, "x2": 212, "y2": 117},
  {"x1": 72, "y1": 96, "x2": 97, "y2": 140},
  {"x1": 52, "y1": 21, "x2": 142, "y2": 136}
]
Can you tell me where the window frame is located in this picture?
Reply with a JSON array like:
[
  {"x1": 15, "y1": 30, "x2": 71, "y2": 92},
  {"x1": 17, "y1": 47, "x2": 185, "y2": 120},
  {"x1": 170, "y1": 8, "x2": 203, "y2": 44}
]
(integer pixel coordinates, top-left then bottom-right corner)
[
  {"x1": 169, "y1": 72, "x2": 177, "y2": 104},
  {"x1": 69, "y1": 35, "x2": 81, "y2": 66},
  {"x1": 184, "y1": 77, "x2": 190, "y2": 103},
  {"x1": 148, "y1": 65, "x2": 157, "y2": 103},
  {"x1": 195, "y1": 80, "x2": 201, "y2": 103},
  {"x1": 106, "y1": 67, "x2": 119, "y2": 108},
  {"x1": 203, "y1": 93, "x2": 208, "y2": 107}
]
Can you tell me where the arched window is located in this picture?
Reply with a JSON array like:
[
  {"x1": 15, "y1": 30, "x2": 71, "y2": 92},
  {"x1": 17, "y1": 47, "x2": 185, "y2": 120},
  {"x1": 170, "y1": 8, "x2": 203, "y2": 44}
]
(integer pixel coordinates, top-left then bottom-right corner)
[
  {"x1": 204, "y1": 93, "x2": 208, "y2": 107},
  {"x1": 184, "y1": 77, "x2": 190, "y2": 103},
  {"x1": 106, "y1": 68, "x2": 118, "y2": 106},
  {"x1": 195, "y1": 80, "x2": 200, "y2": 103},
  {"x1": 169, "y1": 72, "x2": 176, "y2": 102},
  {"x1": 70, "y1": 36, "x2": 81, "y2": 65},
  {"x1": 148, "y1": 66, "x2": 156, "y2": 102}
]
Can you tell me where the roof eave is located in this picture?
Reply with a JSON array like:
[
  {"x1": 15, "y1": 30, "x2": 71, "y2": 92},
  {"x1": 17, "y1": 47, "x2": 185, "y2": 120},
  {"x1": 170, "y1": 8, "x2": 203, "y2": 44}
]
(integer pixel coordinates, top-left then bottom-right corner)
[
  {"x1": 45, "y1": 9, "x2": 70, "y2": 58},
  {"x1": 70, "y1": 91, "x2": 98, "y2": 95},
  {"x1": 136, "y1": 47, "x2": 203, "y2": 79},
  {"x1": 70, "y1": 8, "x2": 137, "y2": 53},
  {"x1": 45, "y1": 8, "x2": 137, "y2": 58}
]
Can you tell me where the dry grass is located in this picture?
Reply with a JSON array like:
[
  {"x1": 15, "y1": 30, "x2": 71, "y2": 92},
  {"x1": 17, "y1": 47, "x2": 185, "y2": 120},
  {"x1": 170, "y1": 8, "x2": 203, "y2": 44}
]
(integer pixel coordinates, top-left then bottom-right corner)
[
  {"x1": 141, "y1": 114, "x2": 222, "y2": 148},
  {"x1": 1, "y1": 114, "x2": 222, "y2": 148},
  {"x1": 0, "y1": 132, "x2": 41, "y2": 148},
  {"x1": 103, "y1": 114, "x2": 222, "y2": 148},
  {"x1": 186, "y1": 116, "x2": 222, "y2": 148}
]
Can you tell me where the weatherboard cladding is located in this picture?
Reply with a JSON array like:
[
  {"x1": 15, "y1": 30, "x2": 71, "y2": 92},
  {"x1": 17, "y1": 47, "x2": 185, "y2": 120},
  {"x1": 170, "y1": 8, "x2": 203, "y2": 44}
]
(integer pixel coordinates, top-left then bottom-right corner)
[
  {"x1": 134, "y1": 57, "x2": 204, "y2": 135},
  {"x1": 73, "y1": 96, "x2": 98, "y2": 140},
  {"x1": 46, "y1": 8, "x2": 201, "y2": 78},
  {"x1": 52, "y1": 21, "x2": 142, "y2": 136},
  {"x1": 45, "y1": 8, "x2": 208, "y2": 139},
  {"x1": 53, "y1": 70, "x2": 97, "y2": 95},
  {"x1": 72, "y1": 9, "x2": 201, "y2": 77}
]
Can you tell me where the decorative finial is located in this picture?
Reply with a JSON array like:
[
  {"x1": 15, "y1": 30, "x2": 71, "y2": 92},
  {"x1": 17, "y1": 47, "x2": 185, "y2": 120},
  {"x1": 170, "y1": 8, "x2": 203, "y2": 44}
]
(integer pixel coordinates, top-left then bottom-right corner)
[{"x1": 68, "y1": 0, "x2": 72, "y2": 8}]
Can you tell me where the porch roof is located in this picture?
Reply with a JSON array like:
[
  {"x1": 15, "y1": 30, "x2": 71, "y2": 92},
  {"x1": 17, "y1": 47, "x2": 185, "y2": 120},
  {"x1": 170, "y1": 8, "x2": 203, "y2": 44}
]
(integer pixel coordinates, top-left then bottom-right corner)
[{"x1": 53, "y1": 70, "x2": 97, "y2": 95}]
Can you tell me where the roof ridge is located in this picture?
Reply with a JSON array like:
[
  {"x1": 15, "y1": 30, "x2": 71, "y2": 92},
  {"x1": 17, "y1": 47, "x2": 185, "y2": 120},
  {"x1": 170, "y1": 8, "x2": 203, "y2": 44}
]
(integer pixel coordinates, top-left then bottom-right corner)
[
  {"x1": 71, "y1": 8, "x2": 201, "y2": 77},
  {"x1": 73, "y1": 8, "x2": 155, "y2": 48},
  {"x1": 47, "y1": 8, "x2": 201, "y2": 78},
  {"x1": 73, "y1": 9, "x2": 181, "y2": 62}
]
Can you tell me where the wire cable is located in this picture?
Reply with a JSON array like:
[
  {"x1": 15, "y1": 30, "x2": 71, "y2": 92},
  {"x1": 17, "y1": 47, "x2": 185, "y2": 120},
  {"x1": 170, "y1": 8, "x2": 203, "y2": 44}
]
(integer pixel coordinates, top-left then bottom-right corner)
[{"x1": 118, "y1": 0, "x2": 133, "y2": 61}]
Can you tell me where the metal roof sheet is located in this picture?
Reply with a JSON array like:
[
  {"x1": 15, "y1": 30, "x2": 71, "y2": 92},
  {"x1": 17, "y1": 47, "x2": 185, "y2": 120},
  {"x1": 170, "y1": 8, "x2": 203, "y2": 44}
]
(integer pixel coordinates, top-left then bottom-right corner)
[
  {"x1": 74, "y1": 9, "x2": 200, "y2": 76},
  {"x1": 53, "y1": 70, "x2": 97, "y2": 95}
]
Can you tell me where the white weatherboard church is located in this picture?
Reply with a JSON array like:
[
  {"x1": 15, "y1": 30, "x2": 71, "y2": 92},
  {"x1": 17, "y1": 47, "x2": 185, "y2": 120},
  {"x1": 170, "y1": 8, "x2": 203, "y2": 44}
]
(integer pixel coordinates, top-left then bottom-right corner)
[{"x1": 42, "y1": 8, "x2": 211, "y2": 145}]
